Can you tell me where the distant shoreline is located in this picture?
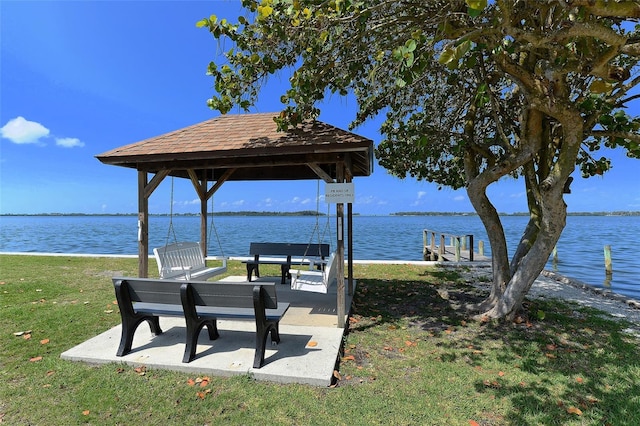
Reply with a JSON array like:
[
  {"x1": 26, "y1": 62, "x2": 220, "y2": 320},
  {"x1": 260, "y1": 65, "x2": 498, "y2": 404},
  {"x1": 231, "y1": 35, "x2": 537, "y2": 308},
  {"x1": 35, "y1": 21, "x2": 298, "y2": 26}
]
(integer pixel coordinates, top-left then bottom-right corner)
[{"x1": 1, "y1": 211, "x2": 639, "y2": 217}]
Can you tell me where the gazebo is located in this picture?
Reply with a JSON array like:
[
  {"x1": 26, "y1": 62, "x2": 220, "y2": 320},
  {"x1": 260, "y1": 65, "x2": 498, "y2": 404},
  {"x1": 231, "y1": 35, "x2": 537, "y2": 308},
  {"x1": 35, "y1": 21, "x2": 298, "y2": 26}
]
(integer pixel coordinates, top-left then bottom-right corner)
[{"x1": 96, "y1": 112, "x2": 374, "y2": 327}]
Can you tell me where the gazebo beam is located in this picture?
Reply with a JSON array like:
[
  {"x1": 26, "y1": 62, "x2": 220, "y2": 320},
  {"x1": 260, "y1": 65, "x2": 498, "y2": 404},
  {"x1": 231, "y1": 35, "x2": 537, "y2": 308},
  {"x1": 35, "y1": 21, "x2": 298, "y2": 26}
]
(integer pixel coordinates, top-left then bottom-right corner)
[{"x1": 306, "y1": 163, "x2": 334, "y2": 183}]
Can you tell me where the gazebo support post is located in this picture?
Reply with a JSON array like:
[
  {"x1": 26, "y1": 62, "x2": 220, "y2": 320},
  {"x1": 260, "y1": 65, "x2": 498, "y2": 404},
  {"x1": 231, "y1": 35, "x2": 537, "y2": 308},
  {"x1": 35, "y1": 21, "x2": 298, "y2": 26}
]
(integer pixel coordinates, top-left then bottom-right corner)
[
  {"x1": 138, "y1": 171, "x2": 149, "y2": 278},
  {"x1": 336, "y1": 162, "x2": 346, "y2": 328},
  {"x1": 188, "y1": 170, "x2": 209, "y2": 258},
  {"x1": 345, "y1": 157, "x2": 354, "y2": 296}
]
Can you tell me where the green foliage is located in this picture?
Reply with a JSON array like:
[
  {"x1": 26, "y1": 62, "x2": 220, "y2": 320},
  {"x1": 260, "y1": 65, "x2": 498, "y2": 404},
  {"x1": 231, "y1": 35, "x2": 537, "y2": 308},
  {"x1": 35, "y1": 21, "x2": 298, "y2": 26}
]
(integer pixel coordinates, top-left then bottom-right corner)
[{"x1": 199, "y1": 1, "x2": 639, "y2": 186}]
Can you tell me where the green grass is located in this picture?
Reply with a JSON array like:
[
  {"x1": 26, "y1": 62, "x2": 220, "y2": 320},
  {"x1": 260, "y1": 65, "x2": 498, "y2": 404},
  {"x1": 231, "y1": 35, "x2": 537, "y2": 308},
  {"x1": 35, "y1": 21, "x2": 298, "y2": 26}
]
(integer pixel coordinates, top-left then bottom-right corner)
[{"x1": 1, "y1": 255, "x2": 639, "y2": 425}]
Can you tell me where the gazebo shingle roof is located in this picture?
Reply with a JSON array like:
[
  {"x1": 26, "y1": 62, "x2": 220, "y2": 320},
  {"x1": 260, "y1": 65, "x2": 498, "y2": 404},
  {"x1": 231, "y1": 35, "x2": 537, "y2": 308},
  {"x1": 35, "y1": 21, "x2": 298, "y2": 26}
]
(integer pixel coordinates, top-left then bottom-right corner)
[{"x1": 97, "y1": 113, "x2": 374, "y2": 181}]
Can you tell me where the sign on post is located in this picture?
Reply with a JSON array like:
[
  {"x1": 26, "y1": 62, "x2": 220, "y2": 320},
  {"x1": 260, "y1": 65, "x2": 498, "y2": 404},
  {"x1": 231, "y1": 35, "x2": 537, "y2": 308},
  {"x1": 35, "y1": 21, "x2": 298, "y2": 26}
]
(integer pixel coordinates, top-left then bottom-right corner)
[{"x1": 325, "y1": 182, "x2": 355, "y2": 203}]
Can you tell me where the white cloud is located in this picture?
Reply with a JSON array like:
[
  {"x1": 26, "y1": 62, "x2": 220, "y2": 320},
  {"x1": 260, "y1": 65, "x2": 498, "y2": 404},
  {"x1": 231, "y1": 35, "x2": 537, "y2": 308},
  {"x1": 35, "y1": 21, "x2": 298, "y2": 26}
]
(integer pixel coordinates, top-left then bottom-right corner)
[
  {"x1": 1, "y1": 116, "x2": 49, "y2": 144},
  {"x1": 417, "y1": 191, "x2": 427, "y2": 199},
  {"x1": 453, "y1": 195, "x2": 466, "y2": 201},
  {"x1": 55, "y1": 137, "x2": 85, "y2": 148}
]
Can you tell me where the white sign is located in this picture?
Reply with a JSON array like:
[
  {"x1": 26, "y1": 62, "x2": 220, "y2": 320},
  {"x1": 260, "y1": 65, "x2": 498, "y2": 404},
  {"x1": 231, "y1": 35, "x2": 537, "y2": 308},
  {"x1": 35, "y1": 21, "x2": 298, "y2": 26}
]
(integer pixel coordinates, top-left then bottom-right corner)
[{"x1": 325, "y1": 182, "x2": 355, "y2": 203}]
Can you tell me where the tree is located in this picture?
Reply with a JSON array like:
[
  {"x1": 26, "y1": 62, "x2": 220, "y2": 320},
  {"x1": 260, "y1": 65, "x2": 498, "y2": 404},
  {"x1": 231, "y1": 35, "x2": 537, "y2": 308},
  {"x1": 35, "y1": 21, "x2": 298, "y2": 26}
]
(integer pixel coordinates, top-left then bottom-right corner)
[{"x1": 199, "y1": 0, "x2": 640, "y2": 320}]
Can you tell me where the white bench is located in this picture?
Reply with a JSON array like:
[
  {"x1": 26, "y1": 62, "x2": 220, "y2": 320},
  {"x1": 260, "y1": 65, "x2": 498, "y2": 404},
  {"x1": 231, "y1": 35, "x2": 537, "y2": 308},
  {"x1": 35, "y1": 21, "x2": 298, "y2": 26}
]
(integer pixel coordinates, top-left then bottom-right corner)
[
  {"x1": 153, "y1": 242, "x2": 227, "y2": 280},
  {"x1": 289, "y1": 252, "x2": 338, "y2": 294}
]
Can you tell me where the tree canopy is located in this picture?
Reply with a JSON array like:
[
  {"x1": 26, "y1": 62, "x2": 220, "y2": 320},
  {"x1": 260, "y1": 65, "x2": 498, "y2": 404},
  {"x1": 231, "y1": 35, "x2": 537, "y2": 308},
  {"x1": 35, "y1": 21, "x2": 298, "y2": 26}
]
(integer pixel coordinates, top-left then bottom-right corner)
[{"x1": 200, "y1": 0, "x2": 640, "y2": 319}]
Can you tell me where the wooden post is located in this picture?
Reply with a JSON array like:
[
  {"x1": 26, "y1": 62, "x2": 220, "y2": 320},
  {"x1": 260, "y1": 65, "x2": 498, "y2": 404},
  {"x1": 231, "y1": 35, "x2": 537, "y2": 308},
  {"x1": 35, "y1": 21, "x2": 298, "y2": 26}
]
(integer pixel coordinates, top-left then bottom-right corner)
[
  {"x1": 198, "y1": 177, "x2": 209, "y2": 256},
  {"x1": 137, "y1": 171, "x2": 149, "y2": 278},
  {"x1": 454, "y1": 237, "x2": 461, "y2": 261},
  {"x1": 430, "y1": 232, "x2": 436, "y2": 261},
  {"x1": 478, "y1": 240, "x2": 484, "y2": 256},
  {"x1": 468, "y1": 235, "x2": 474, "y2": 261},
  {"x1": 336, "y1": 163, "x2": 345, "y2": 328},
  {"x1": 347, "y1": 198, "x2": 354, "y2": 296},
  {"x1": 604, "y1": 245, "x2": 612, "y2": 275},
  {"x1": 200, "y1": 191, "x2": 207, "y2": 258},
  {"x1": 439, "y1": 234, "x2": 445, "y2": 258},
  {"x1": 423, "y1": 230, "x2": 428, "y2": 260},
  {"x1": 553, "y1": 246, "x2": 558, "y2": 263}
]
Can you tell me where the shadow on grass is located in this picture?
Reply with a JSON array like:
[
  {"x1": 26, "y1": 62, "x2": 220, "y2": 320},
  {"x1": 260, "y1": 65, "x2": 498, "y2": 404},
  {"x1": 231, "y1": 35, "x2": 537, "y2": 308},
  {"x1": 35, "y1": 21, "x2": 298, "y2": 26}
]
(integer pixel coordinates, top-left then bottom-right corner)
[{"x1": 344, "y1": 267, "x2": 640, "y2": 425}]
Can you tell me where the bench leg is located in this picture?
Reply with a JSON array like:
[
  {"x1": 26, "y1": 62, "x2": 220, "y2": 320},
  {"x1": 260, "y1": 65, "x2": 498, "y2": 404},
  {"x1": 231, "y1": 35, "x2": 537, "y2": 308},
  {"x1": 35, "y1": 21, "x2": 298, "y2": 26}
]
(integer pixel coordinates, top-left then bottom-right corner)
[
  {"x1": 246, "y1": 263, "x2": 260, "y2": 281},
  {"x1": 279, "y1": 265, "x2": 289, "y2": 284},
  {"x1": 253, "y1": 321, "x2": 280, "y2": 369},
  {"x1": 117, "y1": 316, "x2": 162, "y2": 357},
  {"x1": 183, "y1": 319, "x2": 219, "y2": 363}
]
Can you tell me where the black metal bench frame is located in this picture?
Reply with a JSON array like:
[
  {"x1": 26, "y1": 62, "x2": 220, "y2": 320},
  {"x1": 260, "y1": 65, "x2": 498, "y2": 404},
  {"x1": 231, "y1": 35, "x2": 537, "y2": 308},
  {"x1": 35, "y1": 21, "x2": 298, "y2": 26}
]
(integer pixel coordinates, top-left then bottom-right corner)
[
  {"x1": 243, "y1": 242, "x2": 330, "y2": 284},
  {"x1": 113, "y1": 277, "x2": 289, "y2": 368}
]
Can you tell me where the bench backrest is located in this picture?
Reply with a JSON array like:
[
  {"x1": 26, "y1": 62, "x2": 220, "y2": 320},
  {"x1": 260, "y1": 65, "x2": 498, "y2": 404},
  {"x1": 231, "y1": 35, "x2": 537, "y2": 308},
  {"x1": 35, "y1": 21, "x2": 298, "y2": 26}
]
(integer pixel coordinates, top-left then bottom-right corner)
[
  {"x1": 153, "y1": 242, "x2": 205, "y2": 275},
  {"x1": 188, "y1": 281, "x2": 278, "y2": 309},
  {"x1": 115, "y1": 277, "x2": 183, "y2": 305},
  {"x1": 113, "y1": 277, "x2": 278, "y2": 310},
  {"x1": 324, "y1": 252, "x2": 338, "y2": 285},
  {"x1": 249, "y1": 242, "x2": 330, "y2": 258}
]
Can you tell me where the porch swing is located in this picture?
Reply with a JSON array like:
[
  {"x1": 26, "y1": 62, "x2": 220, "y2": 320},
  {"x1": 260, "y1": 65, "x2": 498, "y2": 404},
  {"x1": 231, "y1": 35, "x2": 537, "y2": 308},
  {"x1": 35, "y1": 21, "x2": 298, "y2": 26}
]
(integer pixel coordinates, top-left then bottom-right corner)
[
  {"x1": 289, "y1": 181, "x2": 339, "y2": 293},
  {"x1": 153, "y1": 177, "x2": 227, "y2": 280}
]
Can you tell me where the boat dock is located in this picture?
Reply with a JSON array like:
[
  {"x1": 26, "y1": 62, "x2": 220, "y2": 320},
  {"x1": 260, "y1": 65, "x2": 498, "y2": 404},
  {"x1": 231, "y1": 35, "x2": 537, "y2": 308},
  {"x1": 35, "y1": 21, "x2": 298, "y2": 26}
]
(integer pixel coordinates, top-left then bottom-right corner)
[{"x1": 423, "y1": 229, "x2": 490, "y2": 262}]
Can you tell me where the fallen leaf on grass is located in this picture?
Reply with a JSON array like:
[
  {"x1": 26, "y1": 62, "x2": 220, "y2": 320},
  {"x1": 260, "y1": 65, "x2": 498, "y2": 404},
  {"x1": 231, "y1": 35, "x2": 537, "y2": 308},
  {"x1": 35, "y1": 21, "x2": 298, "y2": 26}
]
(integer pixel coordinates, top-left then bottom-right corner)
[
  {"x1": 13, "y1": 330, "x2": 32, "y2": 337},
  {"x1": 46, "y1": 370, "x2": 55, "y2": 377},
  {"x1": 30, "y1": 356, "x2": 43, "y2": 362},
  {"x1": 498, "y1": 371, "x2": 505, "y2": 377},
  {"x1": 342, "y1": 355, "x2": 355, "y2": 362},
  {"x1": 567, "y1": 406, "x2": 583, "y2": 416},
  {"x1": 134, "y1": 366, "x2": 146, "y2": 376},
  {"x1": 469, "y1": 421, "x2": 480, "y2": 426},
  {"x1": 104, "y1": 310, "x2": 114, "y2": 314},
  {"x1": 483, "y1": 380, "x2": 501, "y2": 389},
  {"x1": 82, "y1": 410, "x2": 90, "y2": 416},
  {"x1": 187, "y1": 378, "x2": 196, "y2": 386},
  {"x1": 40, "y1": 338, "x2": 50, "y2": 345},
  {"x1": 576, "y1": 377, "x2": 584, "y2": 384},
  {"x1": 333, "y1": 370, "x2": 342, "y2": 380},
  {"x1": 196, "y1": 389, "x2": 211, "y2": 399},
  {"x1": 23, "y1": 333, "x2": 32, "y2": 340}
]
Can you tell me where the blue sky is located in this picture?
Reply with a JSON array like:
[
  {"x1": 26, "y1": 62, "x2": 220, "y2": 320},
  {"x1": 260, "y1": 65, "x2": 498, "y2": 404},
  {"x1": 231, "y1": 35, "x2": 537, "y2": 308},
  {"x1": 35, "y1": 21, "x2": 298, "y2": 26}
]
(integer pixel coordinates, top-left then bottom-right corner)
[{"x1": 1, "y1": 0, "x2": 639, "y2": 216}]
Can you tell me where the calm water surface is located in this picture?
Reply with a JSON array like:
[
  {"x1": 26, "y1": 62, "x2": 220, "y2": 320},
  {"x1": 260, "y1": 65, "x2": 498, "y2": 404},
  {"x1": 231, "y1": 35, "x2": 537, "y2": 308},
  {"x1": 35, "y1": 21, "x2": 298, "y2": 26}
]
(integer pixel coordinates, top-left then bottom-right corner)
[{"x1": 1, "y1": 215, "x2": 638, "y2": 300}]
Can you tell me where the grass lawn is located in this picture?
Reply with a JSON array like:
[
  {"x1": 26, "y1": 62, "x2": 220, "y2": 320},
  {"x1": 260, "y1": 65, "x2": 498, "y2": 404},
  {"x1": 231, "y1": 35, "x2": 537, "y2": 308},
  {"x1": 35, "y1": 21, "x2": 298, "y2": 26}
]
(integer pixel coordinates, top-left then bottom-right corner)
[{"x1": 1, "y1": 255, "x2": 639, "y2": 425}]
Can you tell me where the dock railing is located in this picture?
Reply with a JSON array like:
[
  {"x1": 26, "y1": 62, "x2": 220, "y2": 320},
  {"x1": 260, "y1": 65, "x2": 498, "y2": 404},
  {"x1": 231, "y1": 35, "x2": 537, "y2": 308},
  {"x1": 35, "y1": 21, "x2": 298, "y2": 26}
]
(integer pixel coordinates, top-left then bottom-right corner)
[{"x1": 423, "y1": 229, "x2": 475, "y2": 262}]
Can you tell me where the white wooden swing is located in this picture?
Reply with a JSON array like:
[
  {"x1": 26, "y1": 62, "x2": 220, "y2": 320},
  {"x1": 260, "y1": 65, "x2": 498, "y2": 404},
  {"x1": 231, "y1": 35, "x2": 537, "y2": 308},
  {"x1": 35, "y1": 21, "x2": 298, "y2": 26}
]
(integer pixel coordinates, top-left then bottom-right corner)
[
  {"x1": 289, "y1": 181, "x2": 337, "y2": 294},
  {"x1": 153, "y1": 178, "x2": 227, "y2": 280}
]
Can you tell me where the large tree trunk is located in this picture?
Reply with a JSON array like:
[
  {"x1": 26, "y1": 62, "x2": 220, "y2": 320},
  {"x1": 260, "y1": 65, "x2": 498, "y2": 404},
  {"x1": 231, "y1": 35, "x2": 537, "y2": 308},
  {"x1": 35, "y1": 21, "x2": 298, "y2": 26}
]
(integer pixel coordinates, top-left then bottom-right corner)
[{"x1": 467, "y1": 105, "x2": 583, "y2": 320}]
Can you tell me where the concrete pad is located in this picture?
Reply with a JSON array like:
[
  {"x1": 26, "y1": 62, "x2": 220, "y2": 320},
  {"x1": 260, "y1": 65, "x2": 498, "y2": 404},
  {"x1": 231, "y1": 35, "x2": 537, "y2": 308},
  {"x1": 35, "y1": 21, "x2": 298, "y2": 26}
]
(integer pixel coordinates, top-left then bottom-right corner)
[{"x1": 61, "y1": 276, "x2": 355, "y2": 387}]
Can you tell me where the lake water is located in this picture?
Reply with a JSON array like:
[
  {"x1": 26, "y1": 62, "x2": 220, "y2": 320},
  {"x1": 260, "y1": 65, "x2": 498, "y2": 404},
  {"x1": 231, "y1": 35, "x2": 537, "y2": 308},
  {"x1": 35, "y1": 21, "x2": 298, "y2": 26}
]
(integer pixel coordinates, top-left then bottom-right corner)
[{"x1": 1, "y1": 214, "x2": 638, "y2": 300}]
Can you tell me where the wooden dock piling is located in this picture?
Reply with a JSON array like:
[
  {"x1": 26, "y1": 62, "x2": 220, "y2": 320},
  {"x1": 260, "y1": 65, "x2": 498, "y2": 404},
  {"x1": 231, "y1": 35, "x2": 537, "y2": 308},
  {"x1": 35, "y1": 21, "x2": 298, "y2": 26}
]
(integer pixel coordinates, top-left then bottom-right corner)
[{"x1": 423, "y1": 229, "x2": 487, "y2": 262}]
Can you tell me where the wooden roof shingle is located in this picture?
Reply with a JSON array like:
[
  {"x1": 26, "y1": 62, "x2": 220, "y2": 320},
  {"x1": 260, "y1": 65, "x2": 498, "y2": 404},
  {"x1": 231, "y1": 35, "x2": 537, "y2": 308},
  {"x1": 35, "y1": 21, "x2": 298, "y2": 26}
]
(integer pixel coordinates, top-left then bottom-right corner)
[{"x1": 96, "y1": 113, "x2": 374, "y2": 181}]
